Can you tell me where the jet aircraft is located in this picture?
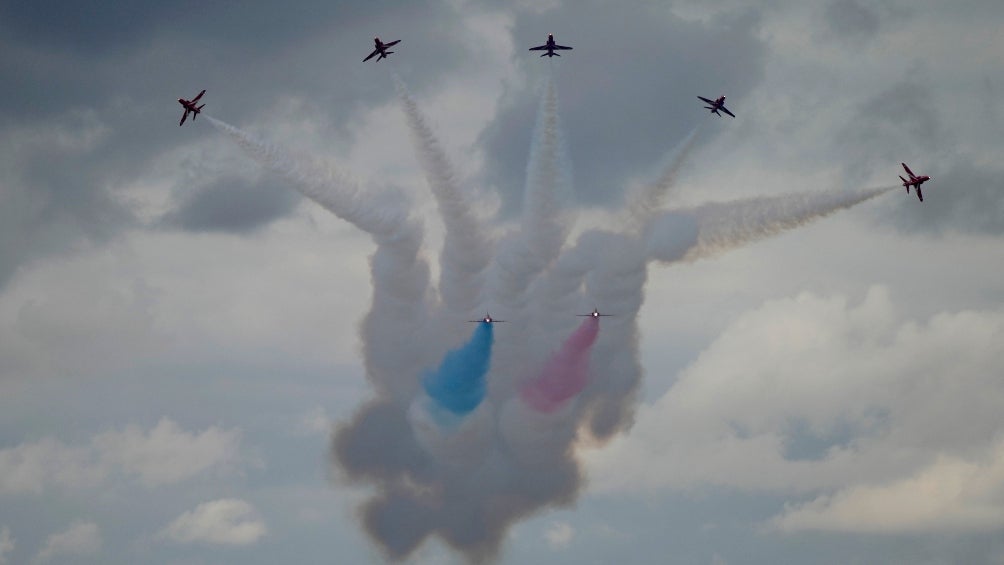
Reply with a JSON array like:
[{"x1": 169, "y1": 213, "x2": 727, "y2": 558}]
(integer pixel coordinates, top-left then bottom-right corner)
[
  {"x1": 364, "y1": 37, "x2": 401, "y2": 62},
  {"x1": 899, "y1": 163, "x2": 931, "y2": 202},
  {"x1": 577, "y1": 308, "x2": 612, "y2": 319},
  {"x1": 178, "y1": 89, "x2": 206, "y2": 126},
  {"x1": 698, "y1": 95, "x2": 735, "y2": 118},
  {"x1": 529, "y1": 34, "x2": 572, "y2": 57},
  {"x1": 468, "y1": 313, "x2": 505, "y2": 324}
]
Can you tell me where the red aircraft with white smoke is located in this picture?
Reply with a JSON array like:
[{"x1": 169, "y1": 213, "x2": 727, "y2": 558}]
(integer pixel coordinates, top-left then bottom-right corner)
[
  {"x1": 529, "y1": 34, "x2": 572, "y2": 57},
  {"x1": 468, "y1": 313, "x2": 505, "y2": 324},
  {"x1": 364, "y1": 37, "x2": 401, "y2": 62},
  {"x1": 177, "y1": 89, "x2": 206, "y2": 126},
  {"x1": 577, "y1": 308, "x2": 612, "y2": 319},
  {"x1": 899, "y1": 163, "x2": 931, "y2": 202},
  {"x1": 698, "y1": 95, "x2": 735, "y2": 118}
]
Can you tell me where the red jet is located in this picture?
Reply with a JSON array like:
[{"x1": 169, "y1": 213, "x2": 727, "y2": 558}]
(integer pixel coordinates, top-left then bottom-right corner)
[
  {"x1": 364, "y1": 37, "x2": 401, "y2": 62},
  {"x1": 698, "y1": 95, "x2": 735, "y2": 118},
  {"x1": 178, "y1": 89, "x2": 206, "y2": 126},
  {"x1": 529, "y1": 34, "x2": 572, "y2": 57},
  {"x1": 899, "y1": 163, "x2": 931, "y2": 202},
  {"x1": 577, "y1": 308, "x2": 612, "y2": 319}
]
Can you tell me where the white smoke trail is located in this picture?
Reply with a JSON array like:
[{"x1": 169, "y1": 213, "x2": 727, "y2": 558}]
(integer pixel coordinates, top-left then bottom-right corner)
[
  {"x1": 650, "y1": 185, "x2": 899, "y2": 263},
  {"x1": 206, "y1": 117, "x2": 408, "y2": 239},
  {"x1": 393, "y1": 77, "x2": 493, "y2": 319},
  {"x1": 627, "y1": 125, "x2": 703, "y2": 224},
  {"x1": 520, "y1": 123, "x2": 699, "y2": 375},
  {"x1": 490, "y1": 76, "x2": 576, "y2": 393},
  {"x1": 206, "y1": 116, "x2": 434, "y2": 398},
  {"x1": 520, "y1": 75, "x2": 574, "y2": 264}
]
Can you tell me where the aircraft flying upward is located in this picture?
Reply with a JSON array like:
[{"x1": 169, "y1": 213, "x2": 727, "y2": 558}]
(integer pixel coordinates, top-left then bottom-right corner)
[
  {"x1": 529, "y1": 34, "x2": 572, "y2": 57},
  {"x1": 577, "y1": 308, "x2": 612, "y2": 319},
  {"x1": 899, "y1": 163, "x2": 931, "y2": 202},
  {"x1": 698, "y1": 95, "x2": 735, "y2": 118},
  {"x1": 468, "y1": 313, "x2": 505, "y2": 324},
  {"x1": 363, "y1": 37, "x2": 401, "y2": 62},
  {"x1": 177, "y1": 89, "x2": 206, "y2": 126}
]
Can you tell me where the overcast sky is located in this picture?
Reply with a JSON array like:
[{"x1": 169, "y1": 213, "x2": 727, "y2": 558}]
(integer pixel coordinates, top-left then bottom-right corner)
[{"x1": 2, "y1": 0, "x2": 1003, "y2": 563}]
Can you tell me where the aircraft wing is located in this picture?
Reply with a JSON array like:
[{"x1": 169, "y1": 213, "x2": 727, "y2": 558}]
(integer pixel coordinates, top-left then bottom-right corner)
[
  {"x1": 554, "y1": 44, "x2": 572, "y2": 50},
  {"x1": 902, "y1": 162, "x2": 915, "y2": 177},
  {"x1": 191, "y1": 89, "x2": 206, "y2": 102},
  {"x1": 363, "y1": 48, "x2": 380, "y2": 62},
  {"x1": 383, "y1": 40, "x2": 401, "y2": 47},
  {"x1": 529, "y1": 45, "x2": 548, "y2": 51},
  {"x1": 179, "y1": 110, "x2": 188, "y2": 126},
  {"x1": 916, "y1": 186, "x2": 923, "y2": 202},
  {"x1": 697, "y1": 96, "x2": 715, "y2": 105},
  {"x1": 720, "y1": 106, "x2": 736, "y2": 118}
]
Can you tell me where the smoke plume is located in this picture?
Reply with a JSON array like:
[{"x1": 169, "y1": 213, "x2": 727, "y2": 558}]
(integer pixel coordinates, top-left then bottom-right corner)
[
  {"x1": 520, "y1": 316, "x2": 600, "y2": 413},
  {"x1": 207, "y1": 75, "x2": 898, "y2": 561},
  {"x1": 394, "y1": 76, "x2": 492, "y2": 319}
]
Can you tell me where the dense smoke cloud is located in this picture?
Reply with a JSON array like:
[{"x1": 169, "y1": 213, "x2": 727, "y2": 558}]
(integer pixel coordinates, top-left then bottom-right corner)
[{"x1": 210, "y1": 73, "x2": 895, "y2": 561}]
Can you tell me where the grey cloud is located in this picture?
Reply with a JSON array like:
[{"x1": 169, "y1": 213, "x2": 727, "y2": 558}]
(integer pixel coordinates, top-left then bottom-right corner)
[
  {"x1": 823, "y1": 0, "x2": 881, "y2": 40},
  {"x1": 836, "y1": 81, "x2": 942, "y2": 186},
  {"x1": 882, "y1": 159, "x2": 1004, "y2": 234},
  {"x1": 837, "y1": 81, "x2": 1004, "y2": 234},
  {"x1": 164, "y1": 173, "x2": 299, "y2": 234},
  {"x1": 0, "y1": 0, "x2": 475, "y2": 291},
  {"x1": 479, "y1": 2, "x2": 767, "y2": 214}
]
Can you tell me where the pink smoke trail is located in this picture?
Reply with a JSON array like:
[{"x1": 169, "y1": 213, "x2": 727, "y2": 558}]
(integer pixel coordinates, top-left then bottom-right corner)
[{"x1": 519, "y1": 316, "x2": 600, "y2": 413}]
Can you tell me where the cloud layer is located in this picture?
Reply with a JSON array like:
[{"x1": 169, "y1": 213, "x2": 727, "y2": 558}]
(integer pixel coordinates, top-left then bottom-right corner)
[{"x1": 587, "y1": 286, "x2": 1004, "y2": 533}]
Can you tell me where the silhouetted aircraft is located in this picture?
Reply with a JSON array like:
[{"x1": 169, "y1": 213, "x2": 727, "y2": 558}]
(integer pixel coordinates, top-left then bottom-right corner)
[
  {"x1": 178, "y1": 89, "x2": 206, "y2": 126},
  {"x1": 899, "y1": 163, "x2": 931, "y2": 202},
  {"x1": 468, "y1": 313, "x2": 505, "y2": 324},
  {"x1": 577, "y1": 308, "x2": 612, "y2": 319},
  {"x1": 698, "y1": 95, "x2": 735, "y2": 118},
  {"x1": 529, "y1": 34, "x2": 572, "y2": 57},
  {"x1": 364, "y1": 37, "x2": 401, "y2": 62}
]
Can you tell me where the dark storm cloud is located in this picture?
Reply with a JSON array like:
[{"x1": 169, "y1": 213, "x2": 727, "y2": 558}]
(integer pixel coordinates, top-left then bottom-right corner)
[
  {"x1": 163, "y1": 172, "x2": 299, "y2": 234},
  {"x1": 479, "y1": 2, "x2": 767, "y2": 213},
  {"x1": 0, "y1": 0, "x2": 468, "y2": 126},
  {"x1": 0, "y1": 0, "x2": 474, "y2": 291}
]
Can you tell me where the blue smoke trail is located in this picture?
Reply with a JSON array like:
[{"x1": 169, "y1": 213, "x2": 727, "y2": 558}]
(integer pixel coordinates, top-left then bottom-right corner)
[{"x1": 422, "y1": 322, "x2": 494, "y2": 415}]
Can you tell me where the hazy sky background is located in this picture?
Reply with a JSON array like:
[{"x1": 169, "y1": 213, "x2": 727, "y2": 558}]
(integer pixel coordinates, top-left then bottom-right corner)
[{"x1": 2, "y1": 0, "x2": 1003, "y2": 563}]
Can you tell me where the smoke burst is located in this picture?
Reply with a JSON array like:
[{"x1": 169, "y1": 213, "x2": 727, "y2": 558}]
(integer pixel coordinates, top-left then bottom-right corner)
[{"x1": 208, "y1": 74, "x2": 897, "y2": 561}]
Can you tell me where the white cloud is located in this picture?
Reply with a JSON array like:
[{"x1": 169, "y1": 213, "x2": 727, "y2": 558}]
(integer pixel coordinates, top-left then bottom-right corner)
[
  {"x1": 585, "y1": 286, "x2": 1004, "y2": 534},
  {"x1": 35, "y1": 521, "x2": 100, "y2": 563},
  {"x1": 0, "y1": 438, "x2": 105, "y2": 494},
  {"x1": 772, "y1": 441, "x2": 1004, "y2": 533},
  {"x1": 0, "y1": 418, "x2": 243, "y2": 494},
  {"x1": 544, "y1": 521, "x2": 575, "y2": 550},
  {"x1": 0, "y1": 527, "x2": 13, "y2": 564},
  {"x1": 159, "y1": 499, "x2": 266, "y2": 546},
  {"x1": 93, "y1": 418, "x2": 243, "y2": 486}
]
